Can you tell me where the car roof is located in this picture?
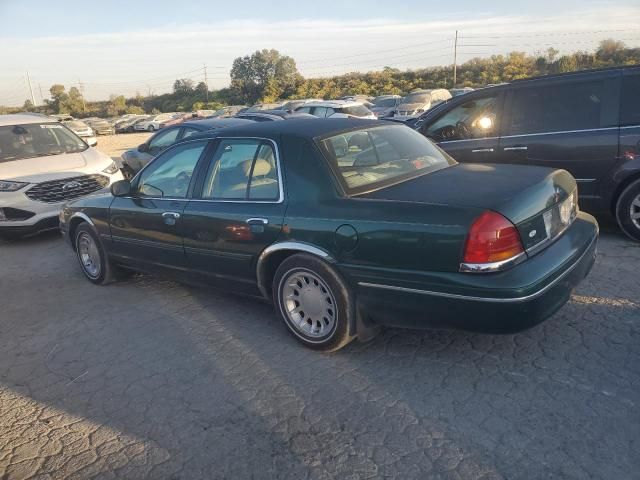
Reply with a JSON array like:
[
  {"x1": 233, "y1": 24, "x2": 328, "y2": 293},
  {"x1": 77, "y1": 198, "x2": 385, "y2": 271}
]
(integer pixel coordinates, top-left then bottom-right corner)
[
  {"x1": 0, "y1": 113, "x2": 63, "y2": 126},
  {"x1": 182, "y1": 117, "x2": 256, "y2": 129},
  {"x1": 237, "y1": 110, "x2": 317, "y2": 120},
  {"x1": 182, "y1": 118, "x2": 383, "y2": 142},
  {"x1": 299, "y1": 100, "x2": 364, "y2": 108}
]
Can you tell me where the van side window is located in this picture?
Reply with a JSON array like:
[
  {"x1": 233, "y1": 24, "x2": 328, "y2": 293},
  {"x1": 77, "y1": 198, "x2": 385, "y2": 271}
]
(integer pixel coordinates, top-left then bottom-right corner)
[
  {"x1": 508, "y1": 81, "x2": 607, "y2": 135},
  {"x1": 423, "y1": 95, "x2": 499, "y2": 142},
  {"x1": 621, "y1": 74, "x2": 640, "y2": 126}
]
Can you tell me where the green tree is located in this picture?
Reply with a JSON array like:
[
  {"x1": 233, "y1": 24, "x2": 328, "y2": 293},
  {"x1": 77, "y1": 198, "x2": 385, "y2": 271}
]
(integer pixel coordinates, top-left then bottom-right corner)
[
  {"x1": 173, "y1": 79, "x2": 194, "y2": 95},
  {"x1": 66, "y1": 87, "x2": 85, "y2": 115},
  {"x1": 48, "y1": 84, "x2": 68, "y2": 114},
  {"x1": 230, "y1": 49, "x2": 303, "y2": 104},
  {"x1": 106, "y1": 95, "x2": 127, "y2": 116},
  {"x1": 22, "y1": 99, "x2": 35, "y2": 112}
]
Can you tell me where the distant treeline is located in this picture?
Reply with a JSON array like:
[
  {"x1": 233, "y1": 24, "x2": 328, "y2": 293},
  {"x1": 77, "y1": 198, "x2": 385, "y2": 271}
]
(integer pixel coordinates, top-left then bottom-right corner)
[{"x1": 3, "y1": 39, "x2": 638, "y2": 118}]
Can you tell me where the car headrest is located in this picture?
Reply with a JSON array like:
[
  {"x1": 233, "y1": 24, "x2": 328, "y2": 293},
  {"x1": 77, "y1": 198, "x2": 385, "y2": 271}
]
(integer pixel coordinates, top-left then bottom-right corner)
[{"x1": 241, "y1": 159, "x2": 271, "y2": 177}]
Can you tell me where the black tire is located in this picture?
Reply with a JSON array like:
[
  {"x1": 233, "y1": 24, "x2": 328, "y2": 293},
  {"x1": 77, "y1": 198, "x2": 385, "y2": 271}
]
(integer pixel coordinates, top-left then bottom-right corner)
[
  {"x1": 74, "y1": 223, "x2": 120, "y2": 285},
  {"x1": 121, "y1": 165, "x2": 136, "y2": 181},
  {"x1": 273, "y1": 253, "x2": 355, "y2": 352},
  {"x1": 615, "y1": 179, "x2": 640, "y2": 242},
  {"x1": 147, "y1": 125, "x2": 155, "y2": 132}
]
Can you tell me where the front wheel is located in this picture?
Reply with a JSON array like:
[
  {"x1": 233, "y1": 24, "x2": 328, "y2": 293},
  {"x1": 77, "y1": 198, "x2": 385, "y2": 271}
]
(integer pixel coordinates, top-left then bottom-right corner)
[
  {"x1": 273, "y1": 254, "x2": 354, "y2": 351},
  {"x1": 74, "y1": 223, "x2": 121, "y2": 284},
  {"x1": 616, "y1": 179, "x2": 640, "y2": 242},
  {"x1": 147, "y1": 125, "x2": 155, "y2": 132}
]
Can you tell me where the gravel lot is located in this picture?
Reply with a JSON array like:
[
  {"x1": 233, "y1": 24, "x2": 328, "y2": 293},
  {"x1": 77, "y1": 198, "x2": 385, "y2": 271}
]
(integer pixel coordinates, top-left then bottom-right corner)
[
  {"x1": 95, "y1": 132, "x2": 152, "y2": 164},
  {"x1": 0, "y1": 218, "x2": 638, "y2": 479}
]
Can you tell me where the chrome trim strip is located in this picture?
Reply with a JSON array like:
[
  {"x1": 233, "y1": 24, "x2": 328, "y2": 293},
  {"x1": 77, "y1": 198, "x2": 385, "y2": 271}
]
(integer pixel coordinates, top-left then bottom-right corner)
[
  {"x1": 256, "y1": 241, "x2": 335, "y2": 299},
  {"x1": 359, "y1": 235, "x2": 597, "y2": 304},
  {"x1": 69, "y1": 212, "x2": 95, "y2": 227},
  {"x1": 459, "y1": 252, "x2": 526, "y2": 273},
  {"x1": 471, "y1": 148, "x2": 494, "y2": 153},
  {"x1": 575, "y1": 179, "x2": 596, "y2": 182},
  {"x1": 500, "y1": 126, "x2": 619, "y2": 139},
  {"x1": 438, "y1": 136, "x2": 499, "y2": 144},
  {"x1": 620, "y1": 125, "x2": 640, "y2": 130}
]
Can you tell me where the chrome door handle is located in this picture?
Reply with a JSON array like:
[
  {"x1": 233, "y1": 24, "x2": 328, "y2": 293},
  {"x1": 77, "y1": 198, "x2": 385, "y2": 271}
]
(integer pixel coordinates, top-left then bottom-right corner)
[
  {"x1": 503, "y1": 146, "x2": 528, "y2": 151},
  {"x1": 471, "y1": 148, "x2": 494, "y2": 153},
  {"x1": 162, "y1": 211, "x2": 181, "y2": 226},
  {"x1": 246, "y1": 218, "x2": 268, "y2": 225}
]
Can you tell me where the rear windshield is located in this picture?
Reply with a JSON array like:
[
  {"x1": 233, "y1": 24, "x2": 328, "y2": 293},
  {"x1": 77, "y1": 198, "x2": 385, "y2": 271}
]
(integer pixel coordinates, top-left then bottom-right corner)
[
  {"x1": 403, "y1": 92, "x2": 431, "y2": 104},
  {"x1": 0, "y1": 123, "x2": 87, "y2": 163},
  {"x1": 318, "y1": 125, "x2": 454, "y2": 194},
  {"x1": 341, "y1": 105, "x2": 371, "y2": 117},
  {"x1": 374, "y1": 98, "x2": 398, "y2": 107}
]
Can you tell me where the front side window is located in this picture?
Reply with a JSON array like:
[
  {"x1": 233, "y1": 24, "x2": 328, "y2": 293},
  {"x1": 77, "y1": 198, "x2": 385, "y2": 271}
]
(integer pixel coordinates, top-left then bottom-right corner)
[
  {"x1": 0, "y1": 123, "x2": 87, "y2": 162},
  {"x1": 312, "y1": 107, "x2": 328, "y2": 118},
  {"x1": 181, "y1": 127, "x2": 200, "y2": 139},
  {"x1": 621, "y1": 73, "x2": 640, "y2": 126},
  {"x1": 424, "y1": 95, "x2": 500, "y2": 142},
  {"x1": 135, "y1": 141, "x2": 206, "y2": 198},
  {"x1": 201, "y1": 139, "x2": 279, "y2": 200},
  {"x1": 148, "y1": 128, "x2": 180, "y2": 155},
  {"x1": 508, "y1": 80, "x2": 606, "y2": 135},
  {"x1": 319, "y1": 125, "x2": 454, "y2": 194},
  {"x1": 342, "y1": 105, "x2": 371, "y2": 117}
]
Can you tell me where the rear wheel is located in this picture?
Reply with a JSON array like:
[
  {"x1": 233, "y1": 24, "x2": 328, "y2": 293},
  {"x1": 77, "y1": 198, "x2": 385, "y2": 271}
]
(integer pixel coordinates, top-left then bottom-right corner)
[
  {"x1": 74, "y1": 223, "x2": 121, "y2": 284},
  {"x1": 615, "y1": 179, "x2": 640, "y2": 242},
  {"x1": 273, "y1": 254, "x2": 354, "y2": 352},
  {"x1": 147, "y1": 125, "x2": 155, "y2": 132}
]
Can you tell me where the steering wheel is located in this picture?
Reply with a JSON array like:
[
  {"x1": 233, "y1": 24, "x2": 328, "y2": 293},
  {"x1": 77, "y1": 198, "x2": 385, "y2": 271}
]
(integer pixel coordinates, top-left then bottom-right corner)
[
  {"x1": 456, "y1": 120, "x2": 472, "y2": 139},
  {"x1": 439, "y1": 125, "x2": 457, "y2": 140}
]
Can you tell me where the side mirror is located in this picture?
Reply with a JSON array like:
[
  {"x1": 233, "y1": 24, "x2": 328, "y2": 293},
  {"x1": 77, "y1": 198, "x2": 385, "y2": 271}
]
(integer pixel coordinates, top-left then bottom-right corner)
[
  {"x1": 138, "y1": 143, "x2": 149, "y2": 153},
  {"x1": 110, "y1": 180, "x2": 131, "y2": 197},
  {"x1": 87, "y1": 137, "x2": 98, "y2": 147}
]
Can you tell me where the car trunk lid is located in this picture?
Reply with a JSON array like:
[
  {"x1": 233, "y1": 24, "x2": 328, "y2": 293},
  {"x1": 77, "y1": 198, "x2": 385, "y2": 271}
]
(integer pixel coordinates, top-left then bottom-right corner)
[{"x1": 360, "y1": 163, "x2": 578, "y2": 255}]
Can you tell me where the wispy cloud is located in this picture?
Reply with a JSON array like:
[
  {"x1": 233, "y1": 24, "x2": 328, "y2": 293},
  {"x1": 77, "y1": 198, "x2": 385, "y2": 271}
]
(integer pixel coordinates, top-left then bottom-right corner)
[{"x1": 1, "y1": 5, "x2": 639, "y2": 104}]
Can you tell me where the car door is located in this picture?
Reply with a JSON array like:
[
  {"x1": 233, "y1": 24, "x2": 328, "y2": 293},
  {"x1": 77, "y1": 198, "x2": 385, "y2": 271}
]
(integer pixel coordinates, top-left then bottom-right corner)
[
  {"x1": 181, "y1": 137, "x2": 286, "y2": 294},
  {"x1": 419, "y1": 92, "x2": 504, "y2": 163},
  {"x1": 109, "y1": 140, "x2": 209, "y2": 272},
  {"x1": 500, "y1": 75, "x2": 620, "y2": 205}
]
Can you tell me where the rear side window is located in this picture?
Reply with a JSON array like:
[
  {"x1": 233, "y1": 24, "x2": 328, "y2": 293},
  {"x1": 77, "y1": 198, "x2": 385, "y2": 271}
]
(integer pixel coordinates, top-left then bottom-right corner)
[
  {"x1": 508, "y1": 80, "x2": 609, "y2": 135},
  {"x1": 621, "y1": 74, "x2": 640, "y2": 126},
  {"x1": 201, "y1": 139, "x2": 279, "y2": 200}
]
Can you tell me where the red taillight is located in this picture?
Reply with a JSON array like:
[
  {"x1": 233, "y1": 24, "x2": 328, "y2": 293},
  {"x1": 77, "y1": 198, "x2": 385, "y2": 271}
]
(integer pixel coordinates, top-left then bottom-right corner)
[{"x1": 463, "y1": 211, "x2": 524, "y2": 265}]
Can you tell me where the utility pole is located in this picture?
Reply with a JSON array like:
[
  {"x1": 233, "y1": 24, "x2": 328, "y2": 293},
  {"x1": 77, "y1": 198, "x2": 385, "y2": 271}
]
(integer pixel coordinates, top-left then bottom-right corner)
[
  {"x1": 203, "y1": 63, "x2": 209, "y2": 103},
  {"x1": 77, "y1": 79, "x2": 86, "y2": 112},
  {"x1": 26, "y1": 71, "x2": 36, "y2": 106},
  {"x1": 38, "y1": 83, "x2": 44, "y2": 105},
  {"x1": 453, "y1": 30, "x2": 458, "y2": 88}
]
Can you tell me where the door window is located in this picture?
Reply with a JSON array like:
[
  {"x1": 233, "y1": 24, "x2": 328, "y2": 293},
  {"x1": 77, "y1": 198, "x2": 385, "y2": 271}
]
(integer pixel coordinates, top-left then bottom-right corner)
[
  {"x1": 423, "y1": 95, "x2": 499, "y2": 142},
  {"x1": 621, "y1": 73, "x2": 640, "y2": 126},
  {"x1": 135, "y1": 141, "x2": 206, "y2": 198},
  {"x1": 508, "y1": 80, "x2": 606, "y2": 135},
  {"x1": 148, "y1": 128, "x2": 180, "y2": 156},
  {"x1": 312, "y1": 107, "x2": 329, "y2": 117},
  {"x1": 181, "y1": 127, "x2": 200, "y2": 139},
  {"x1": 296, "y1": 107, "x2": 312, "y2": 114},
  {"x1": 201, "y1": 139, "x2": 280, "y2": 200}
]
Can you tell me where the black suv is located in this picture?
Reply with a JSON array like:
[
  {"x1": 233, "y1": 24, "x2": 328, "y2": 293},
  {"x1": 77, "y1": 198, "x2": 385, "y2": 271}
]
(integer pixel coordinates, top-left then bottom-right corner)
[{"x1": 412, "y1": 66, "x2": 640, "y2": 240}]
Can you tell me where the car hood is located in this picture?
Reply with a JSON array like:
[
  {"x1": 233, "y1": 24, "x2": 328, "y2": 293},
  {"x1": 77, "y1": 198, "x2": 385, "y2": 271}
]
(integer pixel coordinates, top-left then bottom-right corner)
[
  {"x1": 360, "y1": 163, "x2": 576, "y2": 225},
  {"x1": 0, "y1": 148, "x2": 112, "y2": 183}
]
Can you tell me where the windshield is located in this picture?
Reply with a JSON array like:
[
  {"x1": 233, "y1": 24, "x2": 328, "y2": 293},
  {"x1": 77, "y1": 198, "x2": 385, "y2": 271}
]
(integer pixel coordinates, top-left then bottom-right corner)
[
  {"x1": 341, "y1": 105, "x2": 371, "y2": 117},
  {"x1": 318, "y1": 125, "x2": 454, "y2": 194},
  {"x1": 0, "y1": 123, "x2": 87, "y2": 162},
  {"x1": 403, "y1": 92, "x2": 431, "y2": 104},
  {"x1": 374, "y1": 98, "x2": 398, "y2": 107}
]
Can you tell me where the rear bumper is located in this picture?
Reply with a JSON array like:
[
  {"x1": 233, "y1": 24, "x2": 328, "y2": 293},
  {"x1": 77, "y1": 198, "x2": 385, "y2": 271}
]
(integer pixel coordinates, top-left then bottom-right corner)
[{"x1": 351, "y1": 212, "x2": 598, "y2": 333}]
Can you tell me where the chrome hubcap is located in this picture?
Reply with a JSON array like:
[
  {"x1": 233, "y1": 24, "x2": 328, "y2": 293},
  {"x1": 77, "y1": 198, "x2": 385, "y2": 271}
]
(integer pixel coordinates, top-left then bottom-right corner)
[
  {"x1": 631, "y1": 194, "x2": 640, "y2": 229},
  {"x1": 77, "y1": 232, "x2": 101, "y2": 278},
  {"x1": 281, "y1": 269, "x2": 337, "y2": 339}
]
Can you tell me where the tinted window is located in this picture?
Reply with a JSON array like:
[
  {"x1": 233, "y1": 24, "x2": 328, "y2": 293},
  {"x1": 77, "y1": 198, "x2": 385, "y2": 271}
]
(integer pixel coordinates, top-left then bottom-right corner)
[
  {"x1": 424, "y1": 95, "x2": 499, "y2": 142},
  {"x1": 181, "y1": 127, "x2": 200, "y2": 139},
  {"x1": 296, "y1": 107, "x2": 312, "y2": 114},
  {"x1": 342, "y1": 105, "x2": 371, "y2": 117},
  {"x1": 508, "y1": 80, "x2": 607, "y2": 135},
  {"x1": 621, "y1": 74, "x2": 640, "y2": 126},
  {"x1": 201, "y1": 139, "x2": 279, "y2": 200},
  {"x1": 148, "y1": 128, "x2": 180, "y2": 155},
  {"x1": 319, "y1": 125, "x2": 453, "y2": 194},
  {"x1": 135, "y1": 141, "x2": 206, "y2": 198}
]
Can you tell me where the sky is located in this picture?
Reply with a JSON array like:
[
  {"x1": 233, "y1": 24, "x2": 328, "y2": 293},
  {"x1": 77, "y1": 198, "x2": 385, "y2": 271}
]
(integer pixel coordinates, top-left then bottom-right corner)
[{"x1": 1, "y1": 0, "x2": 639, "y2": 106}]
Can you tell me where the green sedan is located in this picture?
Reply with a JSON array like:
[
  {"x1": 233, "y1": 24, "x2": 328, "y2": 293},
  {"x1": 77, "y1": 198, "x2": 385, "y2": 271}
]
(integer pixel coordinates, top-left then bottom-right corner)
[{"x1": 59, "y1": 119, "x2": 598, "y2": 351}]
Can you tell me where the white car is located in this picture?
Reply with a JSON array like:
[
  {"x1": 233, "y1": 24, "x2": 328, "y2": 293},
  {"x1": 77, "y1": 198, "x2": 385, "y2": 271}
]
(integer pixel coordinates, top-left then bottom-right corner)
[
  {"x1": 134, "y1": 113, "x2": 174, "y2": 132},
  {"x1": 393, "y1": 89, "x2": 452, "y2": 120},
  {"x1": 294, "y1": 100, "x2": 376, "y2": 119},
  {"x1": 0, "y1": 114, "x2": 123, "y2": 239}
]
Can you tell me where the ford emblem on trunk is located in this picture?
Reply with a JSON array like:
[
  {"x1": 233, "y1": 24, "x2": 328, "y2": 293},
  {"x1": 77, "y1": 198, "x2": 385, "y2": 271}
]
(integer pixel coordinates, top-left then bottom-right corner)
[{"x1": 62, "y1": 181, "x2": 82, "y2": 191}]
